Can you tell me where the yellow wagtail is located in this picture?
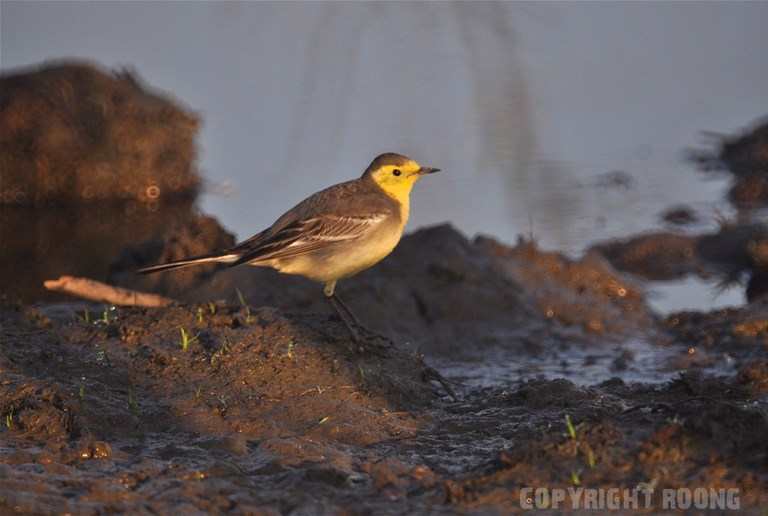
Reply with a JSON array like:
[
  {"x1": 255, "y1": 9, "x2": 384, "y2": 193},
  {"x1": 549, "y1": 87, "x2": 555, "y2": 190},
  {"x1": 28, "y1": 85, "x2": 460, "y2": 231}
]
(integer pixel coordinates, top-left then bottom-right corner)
[{"x1": 139, "y1": 153, "x2": 440, "y2": 341}]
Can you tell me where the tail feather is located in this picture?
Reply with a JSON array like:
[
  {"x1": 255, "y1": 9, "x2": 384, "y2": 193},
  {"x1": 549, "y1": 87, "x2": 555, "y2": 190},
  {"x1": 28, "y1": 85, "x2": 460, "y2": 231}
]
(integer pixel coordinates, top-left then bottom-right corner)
[{"x1": 137, "y1": 253, "x2": 239, "y2": 274}]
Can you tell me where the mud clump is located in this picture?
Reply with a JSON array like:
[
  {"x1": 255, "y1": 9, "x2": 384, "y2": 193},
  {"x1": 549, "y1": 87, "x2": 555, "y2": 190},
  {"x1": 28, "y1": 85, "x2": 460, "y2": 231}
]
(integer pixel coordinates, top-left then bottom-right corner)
[
  {"x1": 110, "y1": 212, "x2": 237, "y2": 296},
  {"x1": 590, "y1": 232, "x2": 699, "y2": 281},
  {"x1": 689, "y1": 116, "x2": 768, "y2": 209},
  {"x1": 478, "y1": 235, "x2": 652, "y2": 335},
  {"x1": 718, "y1": 116, "x2": 768, "y2": 177},
  {"x1": 737, "y1": 358, "x2": 768, "y2": 395},
  {"x1": 660, "y1": 204, "x2": 699, "y2": 226},
  {"x1": 590, "y1": 222, "x2": 768, "y2": 304},
  {"x1": 0, "y1": 60, "x2": 200, "y2": 206}
]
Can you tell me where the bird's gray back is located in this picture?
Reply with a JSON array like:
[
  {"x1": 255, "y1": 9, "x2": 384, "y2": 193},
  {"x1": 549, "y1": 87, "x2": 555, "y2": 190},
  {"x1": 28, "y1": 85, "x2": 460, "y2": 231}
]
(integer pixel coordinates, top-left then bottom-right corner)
[{"x1": 269, "y1": 177, "x2": 399, "y2": 233}]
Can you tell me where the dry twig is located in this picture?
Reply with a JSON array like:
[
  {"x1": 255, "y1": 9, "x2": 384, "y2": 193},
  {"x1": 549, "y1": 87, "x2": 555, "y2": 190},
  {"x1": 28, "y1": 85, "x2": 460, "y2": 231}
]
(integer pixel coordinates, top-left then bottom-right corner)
[{"x1": 44, "y1": 275, "x2": 174, "y2": 307}]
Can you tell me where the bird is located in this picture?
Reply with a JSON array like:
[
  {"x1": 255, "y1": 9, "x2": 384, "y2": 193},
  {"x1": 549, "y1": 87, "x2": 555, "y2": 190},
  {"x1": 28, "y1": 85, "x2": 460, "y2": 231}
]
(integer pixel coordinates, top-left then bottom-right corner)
[{"x1": 138, "y1": 152, "x2": 440, "y2": 342}]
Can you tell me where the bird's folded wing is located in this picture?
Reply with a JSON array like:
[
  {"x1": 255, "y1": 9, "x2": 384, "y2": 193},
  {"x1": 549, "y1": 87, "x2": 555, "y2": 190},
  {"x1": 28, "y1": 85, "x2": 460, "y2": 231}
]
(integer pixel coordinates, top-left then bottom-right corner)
[{"x1": 230, "y1": 213, "x2": 386, "y2": 266}]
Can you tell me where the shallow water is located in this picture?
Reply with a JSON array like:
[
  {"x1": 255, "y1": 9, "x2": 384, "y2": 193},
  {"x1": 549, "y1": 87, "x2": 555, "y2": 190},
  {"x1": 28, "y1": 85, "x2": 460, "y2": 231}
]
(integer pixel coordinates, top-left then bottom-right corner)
[{"x1": 433, "y1": 338, "x2": 680, "y2": 389}]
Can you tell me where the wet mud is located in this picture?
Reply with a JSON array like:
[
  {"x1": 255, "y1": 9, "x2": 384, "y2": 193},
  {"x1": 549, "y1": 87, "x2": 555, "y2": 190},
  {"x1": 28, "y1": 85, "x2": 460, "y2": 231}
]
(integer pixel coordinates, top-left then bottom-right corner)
[{"x1": 3, "y1": 225, "x2": 768, "y2": 514}]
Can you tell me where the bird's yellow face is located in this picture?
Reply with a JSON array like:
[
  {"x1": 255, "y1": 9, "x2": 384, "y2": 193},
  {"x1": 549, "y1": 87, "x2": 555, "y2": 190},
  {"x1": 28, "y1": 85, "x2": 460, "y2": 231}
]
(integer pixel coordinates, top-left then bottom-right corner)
[{"x1": 368, "y1": 158, "x2": 440, "y2": 204}]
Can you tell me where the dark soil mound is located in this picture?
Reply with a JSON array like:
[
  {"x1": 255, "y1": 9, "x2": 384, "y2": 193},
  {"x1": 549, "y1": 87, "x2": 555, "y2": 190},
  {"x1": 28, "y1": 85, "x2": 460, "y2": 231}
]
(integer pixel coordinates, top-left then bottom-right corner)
[
  {"x1": 719, "y1": 116, "x2": 768, "y2": 177},
  {"x1": 478, "y1": 235, "x2": 652, "y2": 335},
  {"x1": 590, "y1": 232, "x2": 699, "y2": 281},
  {"x1": 0, "y1": 302, "x2": 439, "y2": 513},
  {"x1": 590, "y1": 223, "x2": 768, "y2": 303},
  {"x1": 660, "y1": 204, "x2": 699, "y2": 226},
  {"x1": 0, "y1": 60, "x2": 200, "y2": 206},
  {"x1": 689, "y1": 116, "x2": 768, "y2": 209}
]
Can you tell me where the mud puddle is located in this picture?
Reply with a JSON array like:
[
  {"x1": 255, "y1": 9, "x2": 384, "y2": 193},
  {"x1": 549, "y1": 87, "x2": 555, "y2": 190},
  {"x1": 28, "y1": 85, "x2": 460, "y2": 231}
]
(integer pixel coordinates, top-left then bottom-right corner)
[{"x1": 432, "y1": 337, "x2": 685, "y2": 389}]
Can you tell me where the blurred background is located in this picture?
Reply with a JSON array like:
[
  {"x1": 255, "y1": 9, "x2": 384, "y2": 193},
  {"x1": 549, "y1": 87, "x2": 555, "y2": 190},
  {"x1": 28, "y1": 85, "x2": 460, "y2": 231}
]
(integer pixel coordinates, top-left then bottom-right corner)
[{"x1": 2, "y1": 1, "x2": 768, "y2": 309}]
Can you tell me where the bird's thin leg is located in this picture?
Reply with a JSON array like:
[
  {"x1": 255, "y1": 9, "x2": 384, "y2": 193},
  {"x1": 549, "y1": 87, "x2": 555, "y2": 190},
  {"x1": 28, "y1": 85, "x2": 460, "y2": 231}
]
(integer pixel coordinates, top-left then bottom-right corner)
[
  {"x1": 324, "y1": 281, "x2": 360, "y2": 342},
  {"x1": 331, "y1": 291, "x2": 363, "y2": 328},
  {"x1": 328, "y1": 296, "x2": 361, "y2": 342}
]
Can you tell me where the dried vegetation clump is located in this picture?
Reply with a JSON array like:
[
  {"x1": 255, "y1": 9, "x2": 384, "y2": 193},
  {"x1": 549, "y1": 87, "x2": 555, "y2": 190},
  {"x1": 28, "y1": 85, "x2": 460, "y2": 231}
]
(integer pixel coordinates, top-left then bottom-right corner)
[{"x1": 0, "y1": 60, "x2": 201, "y2": 205}]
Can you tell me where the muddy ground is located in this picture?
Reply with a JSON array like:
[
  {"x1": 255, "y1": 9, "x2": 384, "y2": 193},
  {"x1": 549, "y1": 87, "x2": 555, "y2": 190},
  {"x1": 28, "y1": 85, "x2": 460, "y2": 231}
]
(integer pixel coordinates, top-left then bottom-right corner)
[{"x1": 2, "y1": 225, "x2": 768, "y2": 514}]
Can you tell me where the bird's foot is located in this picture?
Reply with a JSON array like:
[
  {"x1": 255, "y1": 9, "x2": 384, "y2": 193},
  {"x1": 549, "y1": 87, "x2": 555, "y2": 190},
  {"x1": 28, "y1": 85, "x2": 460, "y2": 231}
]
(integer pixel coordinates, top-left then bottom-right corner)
[
  {"x1": 333, "y1": 318, "x2": 392, "y2": 354},
  {"x1": 421, "y1": 365, "x2": 459, "y2": 401}
]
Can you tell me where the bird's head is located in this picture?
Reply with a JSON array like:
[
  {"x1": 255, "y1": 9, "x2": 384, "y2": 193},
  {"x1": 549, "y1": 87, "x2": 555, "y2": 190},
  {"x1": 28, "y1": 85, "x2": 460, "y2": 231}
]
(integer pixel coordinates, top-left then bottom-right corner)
[{"x1": 362, "y1": 152, "x2": 440, "y2": 201}]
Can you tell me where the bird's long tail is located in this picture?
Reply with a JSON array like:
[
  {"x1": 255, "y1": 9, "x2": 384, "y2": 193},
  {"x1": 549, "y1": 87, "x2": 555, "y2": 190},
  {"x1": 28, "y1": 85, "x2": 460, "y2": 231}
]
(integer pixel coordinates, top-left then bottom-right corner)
[{"x1": 137, "y1": 253, "x2": 239, "y2": 274}]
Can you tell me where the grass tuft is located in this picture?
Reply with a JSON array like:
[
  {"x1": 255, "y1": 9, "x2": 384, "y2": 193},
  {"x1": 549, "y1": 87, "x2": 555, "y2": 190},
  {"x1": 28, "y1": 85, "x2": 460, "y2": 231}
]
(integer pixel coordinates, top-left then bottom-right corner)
[
  {"x1": 565, "y1": 414, "x2": 577, "y2": 440},
  {"x1": 179, "y1": 327, "x2": 199, "y2": 352},
  {"x1": 235, "y1": 288, "x2": 254, "y2": 324}
]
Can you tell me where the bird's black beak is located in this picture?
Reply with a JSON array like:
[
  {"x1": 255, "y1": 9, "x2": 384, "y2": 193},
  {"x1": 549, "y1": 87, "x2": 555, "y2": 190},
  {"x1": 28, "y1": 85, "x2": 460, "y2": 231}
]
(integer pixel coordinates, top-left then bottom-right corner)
[{"x1": 417, "y1": 166, "x2": 440, "y2": 175}]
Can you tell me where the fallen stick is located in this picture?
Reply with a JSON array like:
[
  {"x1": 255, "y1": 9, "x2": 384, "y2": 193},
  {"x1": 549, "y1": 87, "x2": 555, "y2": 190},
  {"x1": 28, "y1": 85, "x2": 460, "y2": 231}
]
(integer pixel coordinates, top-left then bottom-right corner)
[{"x1": 44, "y1": 275, "x2": 175, "y2": 307}]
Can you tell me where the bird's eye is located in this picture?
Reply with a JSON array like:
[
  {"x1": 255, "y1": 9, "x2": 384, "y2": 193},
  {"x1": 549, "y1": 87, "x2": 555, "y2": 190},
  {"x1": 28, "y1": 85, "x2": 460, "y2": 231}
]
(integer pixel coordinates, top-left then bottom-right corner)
[{"x1": 392, "y1": 169, "x2": 402, "y2": 176}]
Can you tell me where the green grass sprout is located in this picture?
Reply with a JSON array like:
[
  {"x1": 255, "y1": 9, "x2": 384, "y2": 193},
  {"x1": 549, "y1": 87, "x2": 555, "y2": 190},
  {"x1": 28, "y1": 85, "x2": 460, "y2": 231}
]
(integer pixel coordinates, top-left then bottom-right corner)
[
  {"x1": 235, "y1": 288, "x2": 254, "y2": 324},
  {"x1": 179, "y1": 327, "x2": 199, "y2": 352},
  {"x1": 565, "y1": 414, "x2": 577, "y2": 440}
]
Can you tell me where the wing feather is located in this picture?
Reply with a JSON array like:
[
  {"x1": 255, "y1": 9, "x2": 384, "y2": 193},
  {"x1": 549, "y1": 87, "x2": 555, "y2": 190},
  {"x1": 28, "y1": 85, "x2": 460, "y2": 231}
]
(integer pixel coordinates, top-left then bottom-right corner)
[{"x1": 230, "y1": 214, "x2": 385, "y2": 266}]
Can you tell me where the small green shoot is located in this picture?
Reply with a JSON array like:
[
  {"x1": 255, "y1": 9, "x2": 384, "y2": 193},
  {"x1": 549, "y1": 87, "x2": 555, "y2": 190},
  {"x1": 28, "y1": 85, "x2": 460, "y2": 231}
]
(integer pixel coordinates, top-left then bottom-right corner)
[
  {"x1": 79, "y1": 384, "x2": 85, "y2": 401},
  {"x1": 197, "y1": 307, "x2": 204, "y2": 324},
  {"x1": 586, "y1": 447, "x2": 596, "y2": 469},
  {"x1": 208, "y1": 301, "x2": 217, "y2": 315},
  {"x1": 195, "y1": 386, "x2": 203, "y2": 401},
  {"x1": 235, "y1": 288, "x2": 254, "y2": 324},
  {"x1": 564, "y1": 414, "x2": 598, "y2": 471},
  {"x1": 210, "y1": 336, "x2": 231, "y2": 367},
  {"x1": 285, "y1": 341, "x2": 295, "y2": 359},
  {"x1": 318, "y1": 416, "x2": 330, "y2": 425},
  {"x1": 565, "y1": 414, "x2": 577, "y2": 440},
  {"x1": 179, "y1": 327, "x2": 199, "y2": 352},
  {"x1": 570, "y1": 470, "x2": 581, "y2": 486},
  {"x1": 5, "y1": 409, "x2": 13, "y2": 429}
]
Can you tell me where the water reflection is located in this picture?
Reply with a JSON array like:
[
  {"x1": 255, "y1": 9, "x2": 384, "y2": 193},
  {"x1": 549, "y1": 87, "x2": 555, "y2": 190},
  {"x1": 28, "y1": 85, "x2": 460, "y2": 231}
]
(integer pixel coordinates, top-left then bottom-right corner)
[{"x1": 0, "y1": 202, "x2": 196, "y2": 303}]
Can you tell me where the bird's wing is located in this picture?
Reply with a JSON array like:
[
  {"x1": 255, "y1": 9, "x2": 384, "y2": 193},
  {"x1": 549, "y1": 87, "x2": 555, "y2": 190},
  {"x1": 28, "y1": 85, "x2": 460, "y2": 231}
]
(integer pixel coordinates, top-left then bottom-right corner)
[{"x1": 230, "y1": 213, "x2": 387, "y2": 266}]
